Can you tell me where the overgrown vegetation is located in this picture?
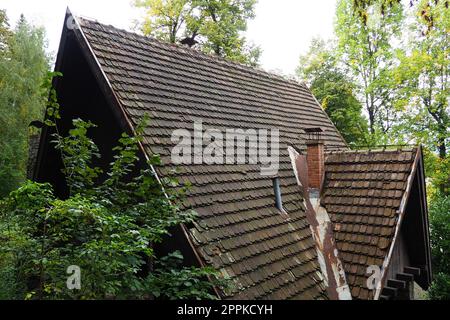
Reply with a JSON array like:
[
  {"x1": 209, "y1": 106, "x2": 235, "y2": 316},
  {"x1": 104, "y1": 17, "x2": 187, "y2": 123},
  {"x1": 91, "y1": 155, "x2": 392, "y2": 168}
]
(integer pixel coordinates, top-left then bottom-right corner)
[
  {"x1": 0, "y1": 72, "x2": 226, "y2": 300},
  {"x1": 428, "y1": 193, "x2": 450, "y2": 300}
]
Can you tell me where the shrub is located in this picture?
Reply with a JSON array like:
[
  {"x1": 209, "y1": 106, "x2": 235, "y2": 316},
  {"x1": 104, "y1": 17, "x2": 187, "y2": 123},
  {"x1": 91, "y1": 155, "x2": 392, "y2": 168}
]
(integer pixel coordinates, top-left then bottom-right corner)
[{"x1": 0, "y1": 80, "x2": 226, "y2": 299}]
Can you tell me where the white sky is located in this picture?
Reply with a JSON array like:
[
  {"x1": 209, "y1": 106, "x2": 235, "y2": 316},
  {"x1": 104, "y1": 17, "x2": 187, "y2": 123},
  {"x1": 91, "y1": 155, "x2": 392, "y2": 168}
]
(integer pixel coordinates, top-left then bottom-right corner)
[{"x1": 1, "y1": 0, "x2": 337, "y2": 76}]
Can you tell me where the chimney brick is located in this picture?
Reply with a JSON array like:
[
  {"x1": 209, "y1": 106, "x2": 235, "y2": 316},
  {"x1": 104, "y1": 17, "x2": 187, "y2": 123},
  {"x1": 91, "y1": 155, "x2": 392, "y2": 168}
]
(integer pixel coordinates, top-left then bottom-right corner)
[{"x1": 306, "y1": 141, "x2": 324, "y2": 189}]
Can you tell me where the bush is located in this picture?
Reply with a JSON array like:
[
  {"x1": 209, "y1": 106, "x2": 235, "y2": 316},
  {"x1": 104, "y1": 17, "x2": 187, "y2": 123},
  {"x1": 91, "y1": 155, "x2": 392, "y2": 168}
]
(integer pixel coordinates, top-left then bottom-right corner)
[
  {"x1": 0, "y1": 114, "x2": 226, "y2": 299},
  {"x1": 428, "y1": 273, "x2": 450, "y2": 300},
  {"x1": 428, "y1": 193, "x2": 450, "y2": 300}
]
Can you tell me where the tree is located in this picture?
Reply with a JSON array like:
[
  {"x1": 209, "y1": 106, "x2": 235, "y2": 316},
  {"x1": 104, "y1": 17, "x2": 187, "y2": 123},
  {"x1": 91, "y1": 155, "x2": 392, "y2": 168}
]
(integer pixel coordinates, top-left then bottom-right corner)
[
  {"x1": 341, "y1": 0, "x2": 450, "y2": 300},
  {"x1": 352, "y1": 0, "x2": 449, "y2": 32},
  {"x1": 134, "y1": 0, "x2": 261, "y2": 65},
  {"x1": 0, "y1": 15, "x2": 49, "y2": 197},
  {"x1": 387, "y1": 1, "x2": 450, "y2": 299},
  {"x1": 297, "y1": 38, "x2": 369, "y2": 146},
  {"x1": 335, "y1": 0, "x2": 404, "y2": 141},
  {"x1": 428, "y1": 193, "x2": 450, "y2": 300},
  {"x1": 394, "y1": 1, "x2": 449, "y2": 161},
  {"x1": 136, "y1": 0, "x2": 192, "y2": 44},
  {"x1": 0, "y1": 10, "x2": 11, "y2": 52},
  {"x1": 391, "y1": 1, "x2": 449, "y2": 299}
]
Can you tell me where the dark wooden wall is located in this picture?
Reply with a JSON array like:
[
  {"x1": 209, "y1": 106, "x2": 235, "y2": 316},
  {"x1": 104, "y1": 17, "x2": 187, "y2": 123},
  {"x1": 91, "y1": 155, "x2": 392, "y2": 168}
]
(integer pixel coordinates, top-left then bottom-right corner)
[
  {"x1": 386, "y1": 232, "x2": 410, "y2": 282},
  {"x1": 35, "y1": 31, "x2": 123, "y2": 198}
]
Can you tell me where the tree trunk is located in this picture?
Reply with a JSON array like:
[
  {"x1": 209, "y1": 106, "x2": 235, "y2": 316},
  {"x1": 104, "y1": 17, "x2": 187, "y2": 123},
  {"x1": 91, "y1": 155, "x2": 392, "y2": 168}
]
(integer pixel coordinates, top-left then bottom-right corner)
[
  {"x1": 368, "y1": 109, "x2": 375, "y2": 136},
  {"x1": 437, "y1": 134, "x2": 448, "y2": 195},
  {"x1": 438, "y1": 139, "x2": 447, "y2": 160}
]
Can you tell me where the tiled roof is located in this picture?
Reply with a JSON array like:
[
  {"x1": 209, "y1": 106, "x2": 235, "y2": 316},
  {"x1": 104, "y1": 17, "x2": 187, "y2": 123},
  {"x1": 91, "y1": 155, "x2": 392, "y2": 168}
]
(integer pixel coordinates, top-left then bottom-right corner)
[
  {"x1": 75, "y1": 17, "x2": 352, "y2": 300},
  {"x1": 322, "y1": 149, "x2": 418, "y2": 299}
]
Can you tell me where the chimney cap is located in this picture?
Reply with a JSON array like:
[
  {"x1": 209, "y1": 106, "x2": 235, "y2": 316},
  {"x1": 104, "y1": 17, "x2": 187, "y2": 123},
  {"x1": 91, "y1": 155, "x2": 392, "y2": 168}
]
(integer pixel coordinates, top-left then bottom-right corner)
[{"x1": 304, "y1": 127, "x2": 324, "y2": 144}]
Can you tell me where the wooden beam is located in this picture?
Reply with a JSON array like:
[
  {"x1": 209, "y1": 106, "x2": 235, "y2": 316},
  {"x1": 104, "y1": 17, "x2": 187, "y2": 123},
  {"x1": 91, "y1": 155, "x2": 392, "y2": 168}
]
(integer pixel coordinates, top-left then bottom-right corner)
[
  {"x1": 397, "y1": 273, "x2": 414, "y2": 282},
  {"x1": 388, "y1": 279, "x2": 406, "y2": 290},
  {"x1": 382, "y1": 286, "x2": 398, "y2": 297},
  {"x1": 404, "y1": 267, "x2": 421, "y2": 276}
]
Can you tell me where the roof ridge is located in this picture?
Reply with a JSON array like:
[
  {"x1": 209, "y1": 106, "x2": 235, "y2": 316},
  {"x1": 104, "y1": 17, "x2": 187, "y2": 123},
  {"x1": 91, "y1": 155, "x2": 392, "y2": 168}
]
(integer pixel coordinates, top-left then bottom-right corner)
[
  {"x1": 325, "y1": 147, "x2": 418, "y2": 155},
  {"x1": 75, "y1": 15, "x2": 305, "y2": 88}
]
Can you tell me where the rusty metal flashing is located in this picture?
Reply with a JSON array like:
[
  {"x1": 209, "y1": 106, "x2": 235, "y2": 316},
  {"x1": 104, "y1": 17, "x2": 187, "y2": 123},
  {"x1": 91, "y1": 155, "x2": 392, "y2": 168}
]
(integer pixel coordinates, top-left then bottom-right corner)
[
  {"x1": 374, "y1": 147, "x2": 422, "y2": 300},
  {"x1": 288, "y1": 147, "x2": 351, "y2": 300},
  {"x1": 67, "y1": 10, "x2": 221, "y2": 299}
]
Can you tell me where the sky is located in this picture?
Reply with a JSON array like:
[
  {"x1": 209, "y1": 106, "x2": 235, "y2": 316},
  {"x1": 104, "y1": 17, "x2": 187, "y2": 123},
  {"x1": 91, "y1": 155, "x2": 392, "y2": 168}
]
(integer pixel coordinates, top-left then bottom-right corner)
[{"x1": 1, "y1": 0, "x2": 337, "y2": 76}]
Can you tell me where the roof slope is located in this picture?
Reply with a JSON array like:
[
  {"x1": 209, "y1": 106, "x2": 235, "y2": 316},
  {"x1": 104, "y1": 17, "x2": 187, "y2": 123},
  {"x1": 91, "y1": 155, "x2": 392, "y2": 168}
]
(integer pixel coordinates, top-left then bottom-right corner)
[
  {"x1": 322, "y1": 149, "x2": 418, "y2": 299},
  {"x1": 75, "y1": 17, "x2": 349, "y2": 299}
]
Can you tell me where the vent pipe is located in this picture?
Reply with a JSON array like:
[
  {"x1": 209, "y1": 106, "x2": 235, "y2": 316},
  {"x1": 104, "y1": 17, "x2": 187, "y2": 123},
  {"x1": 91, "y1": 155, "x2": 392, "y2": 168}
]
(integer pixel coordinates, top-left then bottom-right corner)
[{"x1": 273, "y1": 177, "x2": 283, "y2": 211}]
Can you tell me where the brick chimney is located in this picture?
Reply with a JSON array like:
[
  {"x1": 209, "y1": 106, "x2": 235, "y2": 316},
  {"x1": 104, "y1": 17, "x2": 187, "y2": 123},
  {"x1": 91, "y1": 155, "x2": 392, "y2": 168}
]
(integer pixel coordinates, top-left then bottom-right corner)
[{"x1": 305, "y1": 128, "x2": 324, "y2": 190}]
